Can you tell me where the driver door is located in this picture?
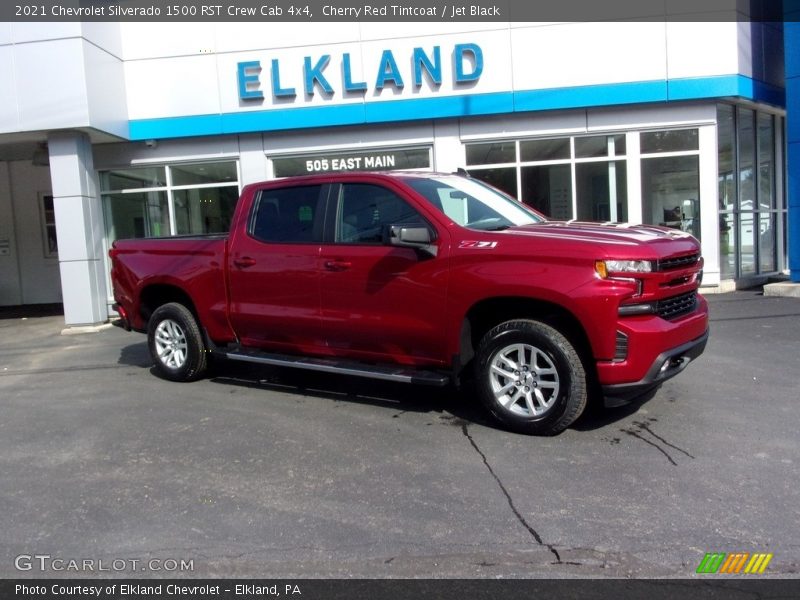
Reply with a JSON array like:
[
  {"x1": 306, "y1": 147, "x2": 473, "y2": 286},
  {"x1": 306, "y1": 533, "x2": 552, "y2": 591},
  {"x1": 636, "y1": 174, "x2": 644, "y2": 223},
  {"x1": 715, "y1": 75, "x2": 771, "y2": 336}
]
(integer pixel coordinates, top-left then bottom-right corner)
[{"x1": 318, "y1": 182, "x2": 450, "y2": 366}]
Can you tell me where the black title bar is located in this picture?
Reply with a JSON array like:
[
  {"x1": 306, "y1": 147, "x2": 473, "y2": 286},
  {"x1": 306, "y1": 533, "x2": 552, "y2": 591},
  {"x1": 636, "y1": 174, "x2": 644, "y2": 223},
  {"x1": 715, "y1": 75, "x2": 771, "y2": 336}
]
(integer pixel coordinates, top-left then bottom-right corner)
[
  {"x1": 4, "y1": 579, "x2": 800, "y2": 600},
  {"x1": 2, "y1": 0, "x2": 791, "y2": 22}
]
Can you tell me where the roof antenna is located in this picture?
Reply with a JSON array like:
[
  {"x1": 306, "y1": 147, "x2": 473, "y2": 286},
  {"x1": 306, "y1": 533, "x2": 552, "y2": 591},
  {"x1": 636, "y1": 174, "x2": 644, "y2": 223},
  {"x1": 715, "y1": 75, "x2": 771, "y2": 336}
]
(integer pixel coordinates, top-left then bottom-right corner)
[{"x1": 455, "y1": 167, "x2": 471, "y2": 177}]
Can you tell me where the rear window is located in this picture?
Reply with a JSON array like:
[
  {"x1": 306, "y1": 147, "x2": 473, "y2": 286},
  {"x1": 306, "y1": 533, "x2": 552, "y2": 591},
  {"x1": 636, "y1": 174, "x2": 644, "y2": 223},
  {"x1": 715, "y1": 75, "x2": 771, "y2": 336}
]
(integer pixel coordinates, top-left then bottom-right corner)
[{"x1": 251, "y1": 185, "x2": 324, "y2": 243}]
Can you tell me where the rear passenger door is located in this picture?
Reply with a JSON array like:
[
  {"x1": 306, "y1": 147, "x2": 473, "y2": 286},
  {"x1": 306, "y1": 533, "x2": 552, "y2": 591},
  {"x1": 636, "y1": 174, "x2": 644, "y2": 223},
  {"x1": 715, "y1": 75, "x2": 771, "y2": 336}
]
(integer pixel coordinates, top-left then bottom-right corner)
[
  {"x1": 227, "y1": 183, "x2": 328, "y2": 353},
  {"x1": 319, "y1": 182, "x2": 449, "y2": 366}
]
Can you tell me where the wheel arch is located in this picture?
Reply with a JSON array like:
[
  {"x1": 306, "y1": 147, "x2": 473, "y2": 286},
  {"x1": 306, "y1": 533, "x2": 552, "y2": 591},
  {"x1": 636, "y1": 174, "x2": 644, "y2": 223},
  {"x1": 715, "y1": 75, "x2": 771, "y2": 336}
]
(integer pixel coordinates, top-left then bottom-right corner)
[
  {"x1": 458, "y1": 297, "x2": 594, "y2": 377},
  {"x1": 139, "y1": 283, "x2": 199, "y2": 329}
]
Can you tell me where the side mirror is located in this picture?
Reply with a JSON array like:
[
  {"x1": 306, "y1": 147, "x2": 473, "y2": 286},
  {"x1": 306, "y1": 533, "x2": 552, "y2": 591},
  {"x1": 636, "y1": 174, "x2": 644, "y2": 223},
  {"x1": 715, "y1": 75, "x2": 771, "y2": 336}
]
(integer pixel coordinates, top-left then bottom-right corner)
[{"x1": 386, "y1": 225, "x2": 437, "y2": 257}]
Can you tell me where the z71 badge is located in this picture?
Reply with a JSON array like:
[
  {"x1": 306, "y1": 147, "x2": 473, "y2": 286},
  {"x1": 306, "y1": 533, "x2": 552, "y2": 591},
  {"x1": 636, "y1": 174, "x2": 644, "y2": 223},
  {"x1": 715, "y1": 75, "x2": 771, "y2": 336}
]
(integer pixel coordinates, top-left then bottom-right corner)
[{"x1": 459, "y1": 241, "x2": 498, "y2": 249}]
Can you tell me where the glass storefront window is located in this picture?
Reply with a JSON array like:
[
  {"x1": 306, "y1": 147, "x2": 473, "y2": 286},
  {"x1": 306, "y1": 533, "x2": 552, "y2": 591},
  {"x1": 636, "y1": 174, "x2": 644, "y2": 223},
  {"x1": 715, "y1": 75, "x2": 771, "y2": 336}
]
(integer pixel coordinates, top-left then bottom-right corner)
[
  {"x1": 103, "y1": 191, "x2": 170, "y2": 239},
  {"x1": 576, "y1": 161, "x2": 627, "y2": 222},
  {"x1": 759, "y1": 213, "x2": 776, "y2": 273},
  {"x1": 717, "y1": 105, "x2": 736, "y2": 212},
  {"x1": 466, "y1": 135, "x2": 626, "y2": 222},
  {"x1": 521, "y1": 164, "x2": 573, "y2": 219},
  {"x1": 173, "y1": 187, "x2": 239, "y2": 235},
  {"x1": 101, "y1": 161, "x2": 240, "y2": 243},
  {"x1": 171, "y1": 162, "x2": 237, "y2": 186},
  {"x1": 575, "y1": 135, "x2": 625, "y2": 158},
  {"x1": 520, "y1": 138, "x2": 570, "y2": 162},
  {"x1": 100, "y1": 166, "x2": 167, "y2": 191},
  {"x1": 717, "y1": 104, "x2": 783, "y2": 279},
  {"x1": 737, "y1": 108, "x2": 756, "y2": 212},
  {"x1": 739, "y1": 212, "x2": 756, "y2": 275},
  {"x1": 641, "y1": 129, "x2": 699, "y2": 153},
  {"x1": 466, "y1": 141, "x2": 516, "y2": 165},
  {"x1": 719, "y1": 213, "x2": 736, "y2": 278},
  {"x1": 641, "y1": 155, "x2": 700, "y2": 239},
  {"x1": 757, "y1": 113, "x2": 775, "y2": 211},
  {"x1": 470, "y1": 167, "x2": 517, "y2": 198}
]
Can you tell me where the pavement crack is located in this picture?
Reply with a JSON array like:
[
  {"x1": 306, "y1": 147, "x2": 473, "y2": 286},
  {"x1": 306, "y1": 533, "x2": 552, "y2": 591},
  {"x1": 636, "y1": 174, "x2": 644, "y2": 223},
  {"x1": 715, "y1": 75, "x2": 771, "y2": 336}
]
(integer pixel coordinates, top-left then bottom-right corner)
[
  {"x1": 620, "y1": 428, "x2": 678, "y2": 465},
  {"x1": 461, "y1": 423, "x2": 563, "y2": 564},
  {"x1": 633, "y1": 421, "x2": 695, "y2": 459},
  {"x1": 621, "y1": 419, "x2": 696, "y2": 466}
]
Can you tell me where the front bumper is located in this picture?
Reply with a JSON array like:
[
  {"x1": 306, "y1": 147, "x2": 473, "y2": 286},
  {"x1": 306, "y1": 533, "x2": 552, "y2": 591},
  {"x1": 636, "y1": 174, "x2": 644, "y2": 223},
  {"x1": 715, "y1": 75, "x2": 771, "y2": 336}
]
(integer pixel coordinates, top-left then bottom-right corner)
[{"x1": 602, "y1": 328, "x2": 709, "y2": 406}]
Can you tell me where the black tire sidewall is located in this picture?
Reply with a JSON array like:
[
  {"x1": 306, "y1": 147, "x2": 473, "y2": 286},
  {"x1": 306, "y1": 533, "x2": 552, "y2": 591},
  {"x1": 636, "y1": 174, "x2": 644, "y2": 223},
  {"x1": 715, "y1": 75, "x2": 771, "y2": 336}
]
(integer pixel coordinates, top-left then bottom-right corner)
[
  {"x1": 147, "y1": 303, "x2": 207, "y2": 382},
  {"x1": 475, "y1": 320, "x2": 585, "y2": 435}
]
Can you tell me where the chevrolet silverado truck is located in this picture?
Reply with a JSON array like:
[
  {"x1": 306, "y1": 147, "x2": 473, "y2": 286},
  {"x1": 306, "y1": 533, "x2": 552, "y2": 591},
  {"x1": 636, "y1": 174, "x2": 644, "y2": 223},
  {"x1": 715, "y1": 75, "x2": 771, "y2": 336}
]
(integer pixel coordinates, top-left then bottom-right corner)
[{"x1": 110, "y1": 171, "x2": 708, "y2": 435}]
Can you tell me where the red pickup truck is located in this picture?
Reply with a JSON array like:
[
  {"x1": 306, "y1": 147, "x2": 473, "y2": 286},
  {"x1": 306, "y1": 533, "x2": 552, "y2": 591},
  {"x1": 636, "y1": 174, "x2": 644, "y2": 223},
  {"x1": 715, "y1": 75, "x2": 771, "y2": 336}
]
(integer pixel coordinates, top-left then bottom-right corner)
[{"x1": 110, "y1": 171, "x2": 708, "y2": 435}]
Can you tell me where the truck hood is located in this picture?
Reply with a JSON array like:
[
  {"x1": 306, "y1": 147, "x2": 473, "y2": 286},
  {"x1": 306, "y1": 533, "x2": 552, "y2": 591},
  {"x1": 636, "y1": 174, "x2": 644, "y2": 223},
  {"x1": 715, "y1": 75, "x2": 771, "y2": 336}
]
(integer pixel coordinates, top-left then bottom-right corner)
[{"x1": 500, "y1": 221, "x2": 700, "y2": 257}]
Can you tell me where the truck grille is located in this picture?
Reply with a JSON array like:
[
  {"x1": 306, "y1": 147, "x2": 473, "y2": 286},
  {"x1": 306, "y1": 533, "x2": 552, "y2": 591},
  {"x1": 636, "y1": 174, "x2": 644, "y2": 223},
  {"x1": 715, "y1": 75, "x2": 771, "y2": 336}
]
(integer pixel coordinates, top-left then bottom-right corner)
[
  {"x1": 658, "y1": 253, "x2": 700, "y2": 271},
  {"x1": 657, "y1": 292, "x2": 697, "y2": 320}
]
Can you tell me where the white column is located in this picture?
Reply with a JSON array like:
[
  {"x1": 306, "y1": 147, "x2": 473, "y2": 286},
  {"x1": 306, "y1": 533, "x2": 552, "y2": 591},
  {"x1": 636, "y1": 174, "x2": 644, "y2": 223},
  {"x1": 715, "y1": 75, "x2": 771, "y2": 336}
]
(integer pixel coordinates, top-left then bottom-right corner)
[
  {"x1": 432, "y1": 120, "x2": 464, "y2": 173},
  {"x1": 625, "y1": 131, "x2": 643, "y2": 225},
  {"x1": 698, "y1": 124, "x2": 721, "y2": 286},
  {"x1": 48, "y1": 131, "x2": 108, "y2": 325},
  {"x1": 238, "y1": 134, "x2": 268, "y2": 185}
]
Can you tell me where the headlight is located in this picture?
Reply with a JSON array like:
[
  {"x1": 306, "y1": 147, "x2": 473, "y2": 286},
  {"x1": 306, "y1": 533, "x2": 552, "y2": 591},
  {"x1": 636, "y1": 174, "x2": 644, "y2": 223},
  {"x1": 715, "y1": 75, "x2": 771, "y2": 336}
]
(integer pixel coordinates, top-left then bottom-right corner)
[{"x1": 595, "y1": 259, "x2": 654, "y2": 278}]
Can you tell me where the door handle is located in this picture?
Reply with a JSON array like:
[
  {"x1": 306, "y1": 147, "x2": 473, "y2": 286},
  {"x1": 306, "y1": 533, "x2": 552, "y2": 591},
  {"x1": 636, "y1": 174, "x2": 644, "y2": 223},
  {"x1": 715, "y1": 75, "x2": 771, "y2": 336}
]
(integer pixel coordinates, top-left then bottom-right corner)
[
  {"x1": 233, "y1": 256, "x2": 257, "y2": 268},
  {"x1": 324, "y1": 260, "x2": 352, "y2": 272}
]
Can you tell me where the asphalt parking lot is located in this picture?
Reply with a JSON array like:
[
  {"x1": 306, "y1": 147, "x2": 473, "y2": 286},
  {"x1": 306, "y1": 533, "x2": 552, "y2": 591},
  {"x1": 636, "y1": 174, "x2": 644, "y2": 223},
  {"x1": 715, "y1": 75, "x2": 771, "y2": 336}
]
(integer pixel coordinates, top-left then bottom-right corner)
[{"x1": 0, "y1": 290, "x2": 798, "y2": 579}]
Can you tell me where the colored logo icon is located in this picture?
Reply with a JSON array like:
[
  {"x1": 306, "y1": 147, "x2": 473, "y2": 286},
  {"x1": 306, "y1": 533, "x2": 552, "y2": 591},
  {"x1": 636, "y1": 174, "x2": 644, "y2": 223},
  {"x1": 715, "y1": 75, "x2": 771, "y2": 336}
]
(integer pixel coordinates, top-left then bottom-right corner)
[{"x1": 696, "y1": 552, "x2": 773, "y2": 574}]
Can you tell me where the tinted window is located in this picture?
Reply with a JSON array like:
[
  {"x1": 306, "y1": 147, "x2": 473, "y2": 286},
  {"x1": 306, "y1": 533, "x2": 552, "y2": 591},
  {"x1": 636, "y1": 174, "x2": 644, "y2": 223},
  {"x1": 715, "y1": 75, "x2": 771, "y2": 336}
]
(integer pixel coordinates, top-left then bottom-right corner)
[
  {"x1": 336, "y1": 184, "x2": 425, "y2": 244},
  {"x1": 251, "y1": 185, "x2": 324, "y2": 243}
]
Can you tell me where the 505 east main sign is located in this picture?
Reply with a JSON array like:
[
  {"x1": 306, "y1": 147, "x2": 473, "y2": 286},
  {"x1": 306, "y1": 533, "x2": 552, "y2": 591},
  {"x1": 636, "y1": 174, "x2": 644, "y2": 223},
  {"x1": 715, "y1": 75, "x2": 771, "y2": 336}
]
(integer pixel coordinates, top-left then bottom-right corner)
[{"x1": 236, "y1": 43, "x2": 484, "y2": 101}]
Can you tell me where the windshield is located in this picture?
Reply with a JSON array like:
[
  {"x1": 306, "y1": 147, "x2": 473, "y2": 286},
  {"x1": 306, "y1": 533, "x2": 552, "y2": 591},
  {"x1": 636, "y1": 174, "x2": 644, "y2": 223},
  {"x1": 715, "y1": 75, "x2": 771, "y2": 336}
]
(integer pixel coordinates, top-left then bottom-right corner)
[{"x1": 403, "y1": 176, "x2": 543, "y2": 231}]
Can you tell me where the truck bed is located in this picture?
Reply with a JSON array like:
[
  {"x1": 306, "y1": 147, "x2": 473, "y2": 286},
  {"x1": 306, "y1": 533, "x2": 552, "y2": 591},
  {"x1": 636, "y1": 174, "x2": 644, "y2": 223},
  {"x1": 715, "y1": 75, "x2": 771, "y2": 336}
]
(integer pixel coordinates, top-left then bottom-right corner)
[{"x1": 110, "y1": 234, "x2": 233, "y2": 341}]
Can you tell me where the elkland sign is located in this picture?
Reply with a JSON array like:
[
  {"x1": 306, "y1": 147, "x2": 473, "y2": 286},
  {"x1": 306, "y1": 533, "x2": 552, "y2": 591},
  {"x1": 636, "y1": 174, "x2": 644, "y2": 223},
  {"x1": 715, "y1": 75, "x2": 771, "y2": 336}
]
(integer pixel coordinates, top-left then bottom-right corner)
[
  {"x1": 236, "y1": 43, "x2": 484, "y2": 101},
  {"x1": 128, "y1": 40, "x2": 491, "y2": 139}
]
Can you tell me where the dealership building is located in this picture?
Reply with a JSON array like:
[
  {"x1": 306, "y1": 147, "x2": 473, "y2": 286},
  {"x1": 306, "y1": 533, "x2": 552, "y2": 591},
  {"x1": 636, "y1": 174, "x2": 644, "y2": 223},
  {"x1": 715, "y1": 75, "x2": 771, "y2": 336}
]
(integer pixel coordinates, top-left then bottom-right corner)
[{"x1": 0, "y1": 14, "x2": 797, "y2": 326}]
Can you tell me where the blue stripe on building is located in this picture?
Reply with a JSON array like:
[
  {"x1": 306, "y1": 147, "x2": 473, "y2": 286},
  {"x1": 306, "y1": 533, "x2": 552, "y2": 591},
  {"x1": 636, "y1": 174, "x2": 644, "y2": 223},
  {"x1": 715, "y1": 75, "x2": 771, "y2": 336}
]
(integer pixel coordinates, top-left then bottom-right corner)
[{"x1": 129, "y1": 75, "x2": 786, "y2": 141}]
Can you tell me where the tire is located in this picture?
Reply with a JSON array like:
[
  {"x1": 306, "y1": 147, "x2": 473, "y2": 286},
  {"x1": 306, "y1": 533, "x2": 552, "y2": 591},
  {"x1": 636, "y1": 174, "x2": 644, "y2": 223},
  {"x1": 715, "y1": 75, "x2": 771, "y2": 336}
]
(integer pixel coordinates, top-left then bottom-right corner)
[
  {"x1": 474, "y1": 319, "x2": 587, "y2": 436},
  {"x1": 147, "y1": 302, "x2": 208, "y2": 382}
]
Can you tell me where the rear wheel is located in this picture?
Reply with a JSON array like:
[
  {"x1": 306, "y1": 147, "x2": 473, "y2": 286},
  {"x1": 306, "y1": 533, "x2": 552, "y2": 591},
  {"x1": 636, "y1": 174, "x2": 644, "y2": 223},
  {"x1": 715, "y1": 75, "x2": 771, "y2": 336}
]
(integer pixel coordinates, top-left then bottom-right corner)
[
  {"x1": 147, "y1": 302, "x2": 208, "y2": 382},
  {"x1": 475, "y1": 319, "x2": 587, "y2": 435}
]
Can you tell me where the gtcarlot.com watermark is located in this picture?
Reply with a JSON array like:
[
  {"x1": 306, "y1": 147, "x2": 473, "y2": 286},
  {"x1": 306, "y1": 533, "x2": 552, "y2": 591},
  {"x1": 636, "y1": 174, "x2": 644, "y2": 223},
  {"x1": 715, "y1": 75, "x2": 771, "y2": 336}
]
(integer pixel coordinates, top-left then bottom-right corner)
[{"x1": 14, "y1": 554, "x2": 194, "y2": 573}]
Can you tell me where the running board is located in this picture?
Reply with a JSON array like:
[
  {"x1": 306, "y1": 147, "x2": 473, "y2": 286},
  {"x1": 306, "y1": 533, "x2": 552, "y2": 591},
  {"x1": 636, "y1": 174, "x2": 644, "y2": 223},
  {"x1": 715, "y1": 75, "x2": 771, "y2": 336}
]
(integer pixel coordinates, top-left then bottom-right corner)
[{"x1": 223, "y1": 348, "x2": 450, "y2": 387}]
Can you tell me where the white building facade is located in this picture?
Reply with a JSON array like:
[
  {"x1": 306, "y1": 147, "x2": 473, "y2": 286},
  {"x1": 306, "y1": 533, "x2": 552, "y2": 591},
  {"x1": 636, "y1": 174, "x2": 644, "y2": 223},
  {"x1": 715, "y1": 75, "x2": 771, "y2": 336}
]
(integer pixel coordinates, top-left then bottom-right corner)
[{"x1": 0, "y1": 20, "x2": 787, "y2": 325}]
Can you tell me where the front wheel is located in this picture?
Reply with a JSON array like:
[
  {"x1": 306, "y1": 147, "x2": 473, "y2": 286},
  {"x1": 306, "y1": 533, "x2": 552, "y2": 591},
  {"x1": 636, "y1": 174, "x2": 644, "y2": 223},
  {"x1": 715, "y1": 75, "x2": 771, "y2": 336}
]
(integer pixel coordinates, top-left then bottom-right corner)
[
  {"x1": 147, "y1": 302, "x2": 208, "y2": 382},
  {"x1": 475, "y1": 319, "x2": 587, "y2": 436}
]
